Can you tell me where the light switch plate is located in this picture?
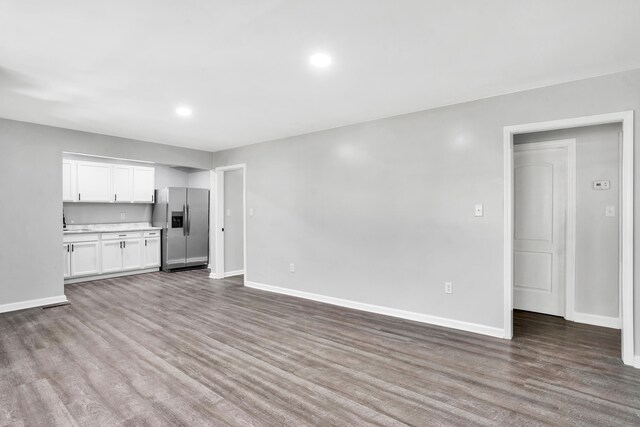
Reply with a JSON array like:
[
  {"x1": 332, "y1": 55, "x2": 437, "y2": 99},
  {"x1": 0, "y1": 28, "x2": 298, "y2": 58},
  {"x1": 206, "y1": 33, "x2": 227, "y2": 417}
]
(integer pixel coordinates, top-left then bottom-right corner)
[{"x1": 474, "y1": 204, "x2": 483, "y2": 217}]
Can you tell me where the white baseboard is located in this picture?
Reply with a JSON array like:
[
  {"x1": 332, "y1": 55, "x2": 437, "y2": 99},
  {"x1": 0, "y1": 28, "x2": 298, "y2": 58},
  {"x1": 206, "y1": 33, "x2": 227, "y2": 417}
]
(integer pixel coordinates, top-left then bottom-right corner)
[
  {"x1": 573, "y1": 312, "x2": 621, "y2": 329},
  {"x1": 209, "y1": 272, "x2": 219, "y2": 279},
  {"x1": 223, "y1": 270, "x2": 244, "y2": 278},
  {"x1": 245, "y1": 281, "x2": 504, "y2": 339},
  {"x1": 0, "y1": 295, "x2": 68, "y2": 314}
]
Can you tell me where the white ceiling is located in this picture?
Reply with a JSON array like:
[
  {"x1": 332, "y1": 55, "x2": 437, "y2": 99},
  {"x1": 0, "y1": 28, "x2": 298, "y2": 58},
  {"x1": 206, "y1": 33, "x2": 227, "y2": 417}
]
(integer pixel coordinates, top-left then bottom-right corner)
[{"x1": 1, "y1": 1, "x2": 639, "y2": 152}]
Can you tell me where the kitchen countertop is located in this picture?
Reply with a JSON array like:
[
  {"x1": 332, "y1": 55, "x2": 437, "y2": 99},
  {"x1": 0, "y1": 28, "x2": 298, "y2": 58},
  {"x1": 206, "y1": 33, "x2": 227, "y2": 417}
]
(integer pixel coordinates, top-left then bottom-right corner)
[{"x1": 63, "y1": 222, "x2": 162, "y2": 235}]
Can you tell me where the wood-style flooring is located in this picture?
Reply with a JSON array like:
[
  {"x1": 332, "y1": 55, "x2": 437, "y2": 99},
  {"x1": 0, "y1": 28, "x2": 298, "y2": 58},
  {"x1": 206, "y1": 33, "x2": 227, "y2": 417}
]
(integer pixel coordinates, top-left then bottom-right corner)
[{"x1": 1, "y1": 270, "x2": 639, "y2": 426}]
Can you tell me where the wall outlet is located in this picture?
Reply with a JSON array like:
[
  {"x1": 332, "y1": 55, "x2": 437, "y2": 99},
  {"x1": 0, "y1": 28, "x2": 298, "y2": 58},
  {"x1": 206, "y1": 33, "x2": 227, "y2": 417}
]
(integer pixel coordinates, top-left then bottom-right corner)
[
  {"x1": 249, "y1": 208, "x2": 254, "y2": 217},
  {"x1": 445, "y1": 282, "x2": 453, "y2": 294},
  {"x1": 120, "y1": 212, "x2": 126, "y2": 220},
  {"x1": 289, "y1": 263, "x2": 295, "y2": 273},
  {"x1": 474, "y1": 204, "x2": 483, "y2": 217}
]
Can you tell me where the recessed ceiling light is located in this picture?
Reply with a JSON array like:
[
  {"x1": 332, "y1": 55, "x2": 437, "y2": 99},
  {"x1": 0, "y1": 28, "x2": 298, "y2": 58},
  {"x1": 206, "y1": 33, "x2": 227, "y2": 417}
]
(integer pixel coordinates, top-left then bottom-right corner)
[
  {"x1": 175, "y1": 106, "x2": 192, "y2": 117},
  {"x1": 309, "y1": 52, "x2": 332, "y2": 68}
]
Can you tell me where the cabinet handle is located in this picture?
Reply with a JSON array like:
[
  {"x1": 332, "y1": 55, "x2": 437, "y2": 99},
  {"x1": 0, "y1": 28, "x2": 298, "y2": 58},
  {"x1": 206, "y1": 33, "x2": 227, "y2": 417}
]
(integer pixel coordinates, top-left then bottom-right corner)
[
  {"x1": 145, "y1": 239, "x2": 147, "y2": 246},
  {"x1": 114, "y1": 194, "x2": 117, "y2": 202},
  {"x1": 119, "y1": 241, "x2": 122, "y2": 249},
  {"x1": 71, "y1": 244, "x2": 74, "y2": 252},
  {"x1": 123, "y1": 241, "x2": 126, "y2": 249},
  {"x1": 78, "y1": 193, "x2": 81, "y2": 201},
  {"x1": 67, "y1": 244, "x2": 70, "y2": 253}
]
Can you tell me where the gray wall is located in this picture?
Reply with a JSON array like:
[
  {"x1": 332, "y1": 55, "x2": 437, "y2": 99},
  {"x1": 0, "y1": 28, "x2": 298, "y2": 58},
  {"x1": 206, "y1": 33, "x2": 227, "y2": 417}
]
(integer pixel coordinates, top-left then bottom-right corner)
[
  {"x1": 515, "y1": 124, "x2": 621, "y2": 319},
  {"x1": 213, "y1": 68, "x2": 640, "y2": 354},
  {"x1": 0, "y1": 118, "x2": 212, "y2": 306},
  {"x1": 223, "y1": 169, "x2": 244, "y2": 273},
  {"x1": 188, "y1": 170, "x2": 211, "y2": 189}
]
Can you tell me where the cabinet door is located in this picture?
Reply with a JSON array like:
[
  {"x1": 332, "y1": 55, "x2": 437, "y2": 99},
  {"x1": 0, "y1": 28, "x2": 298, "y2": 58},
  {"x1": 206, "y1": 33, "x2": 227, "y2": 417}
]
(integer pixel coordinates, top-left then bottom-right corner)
[
  {"x1": 77, "y1": 162, "x2": 112, "y2": 202},
  {"x1": 101, "y1": 240, "x2": 123, "y2": 273},
  {"x1": 113, "y1": 165, "x2": 133, "y2": 202},
  {"x1": 63, "y1": 244, "x2": 71, "y2": 278},
  {"x1": 143, "y1": 237, "x2": 161, "y2": 268},
  {"x1": 122, "y1": 238, "x2": 142, "y2": 270},
  {"x1": 133, "y1": 167, "x2": 155, "y2": 203},
  {"x1": 62, "y1": 160, "x2": 76, "y2": 202},
  {"x1": 70, "y1": 241, "x2": 100, "y2": 276}
]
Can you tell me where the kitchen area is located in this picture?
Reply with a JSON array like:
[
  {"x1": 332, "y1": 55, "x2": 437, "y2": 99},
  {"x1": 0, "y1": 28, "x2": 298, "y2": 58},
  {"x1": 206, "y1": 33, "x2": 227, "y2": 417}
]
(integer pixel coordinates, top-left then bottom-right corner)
[{"x1": 62, "y1": 153, "x2": 211, "y2": 284}]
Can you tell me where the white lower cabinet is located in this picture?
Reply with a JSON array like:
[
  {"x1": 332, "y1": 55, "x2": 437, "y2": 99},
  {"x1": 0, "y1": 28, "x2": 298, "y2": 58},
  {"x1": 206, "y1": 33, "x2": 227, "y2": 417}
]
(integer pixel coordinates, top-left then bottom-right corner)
[
  {"x1": 70, "y1": 240, "x2": 101, "y2": 277},
  {"x1": 64, "y1": 229, "x2": 161, "y2": 282},
  {"x1": 101, "y1": 240, "x2": 124, "y2": 273},
  {"x1": 122, "y1": 238, "x2": 142, "y2": 270},
  {"x1": 63, "y1": 244, "x2": 71, "y2": 278},
  {"x1": 143, "y1": 237, "x2": 161, "y2": 268}
]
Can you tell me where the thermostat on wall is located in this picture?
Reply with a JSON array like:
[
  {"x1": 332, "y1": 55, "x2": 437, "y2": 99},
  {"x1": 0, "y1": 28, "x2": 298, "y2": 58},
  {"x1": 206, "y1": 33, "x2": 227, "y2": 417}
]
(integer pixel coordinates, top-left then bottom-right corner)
[{"x1": 593, "y1": 180, "x2": 610, "y2": 190}]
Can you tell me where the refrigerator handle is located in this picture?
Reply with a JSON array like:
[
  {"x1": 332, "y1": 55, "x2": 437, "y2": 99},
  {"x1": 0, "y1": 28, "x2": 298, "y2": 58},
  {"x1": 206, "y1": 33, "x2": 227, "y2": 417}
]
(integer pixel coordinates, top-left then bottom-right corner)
[
  {"x1": 187, "y1": 204, "x2": 191, "y2": 236},
  {"x1": 182, "y1": 204, "x2": 187, "y2": 236}
]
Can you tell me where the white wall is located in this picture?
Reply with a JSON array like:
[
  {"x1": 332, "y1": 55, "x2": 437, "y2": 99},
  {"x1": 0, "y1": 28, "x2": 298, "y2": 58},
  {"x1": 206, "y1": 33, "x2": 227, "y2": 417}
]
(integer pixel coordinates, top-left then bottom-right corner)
[
  {"x1": 212, "y1": 68, "x2": 640, "y2": 355},
  {"x1": 0, "y1": 119, "x2": 212, "y2": 309},
  {"x1": 223, "y1": 169, "x2": 244, "y2": 273},
  {"x1": 515, "y1": 124, "x2": 621, "y2": 320}
]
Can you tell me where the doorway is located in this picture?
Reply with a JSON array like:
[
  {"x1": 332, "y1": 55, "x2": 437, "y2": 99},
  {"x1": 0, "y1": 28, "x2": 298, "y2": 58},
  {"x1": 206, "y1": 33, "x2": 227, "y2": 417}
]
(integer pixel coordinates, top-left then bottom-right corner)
[
  {"x1": 213, "y1": 164, "x2": 246, "y2": 281},
  {"x1": 503, "y1": 111, "x2": 634, "y2": 366}
]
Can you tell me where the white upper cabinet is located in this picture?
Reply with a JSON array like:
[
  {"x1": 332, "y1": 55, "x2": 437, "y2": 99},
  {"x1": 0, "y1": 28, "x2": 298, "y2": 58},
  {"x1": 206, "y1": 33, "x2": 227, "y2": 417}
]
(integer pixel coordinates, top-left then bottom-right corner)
[
  {"x1": 62, "y1": 160, "x2": 76, "y2": 202},
  {"x1": 76, "y1": 161, "x2": 112, "y2": 202},
  {"x1": 133, "y1": 166, "x2": 155, "y2": 203},
  {"x1": 113, "y1": 165, "x2": 134, "y2": 202},
  {"x1": 64, "y1": 159, "x2": 155, "y2": 204}
]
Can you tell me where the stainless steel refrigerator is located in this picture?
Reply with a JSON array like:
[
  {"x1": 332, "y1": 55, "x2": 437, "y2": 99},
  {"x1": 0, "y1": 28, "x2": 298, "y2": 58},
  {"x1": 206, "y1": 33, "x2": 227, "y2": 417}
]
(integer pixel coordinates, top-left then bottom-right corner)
[{"x1": 153, "y1": 187, "x2": 209, "y2": 271}]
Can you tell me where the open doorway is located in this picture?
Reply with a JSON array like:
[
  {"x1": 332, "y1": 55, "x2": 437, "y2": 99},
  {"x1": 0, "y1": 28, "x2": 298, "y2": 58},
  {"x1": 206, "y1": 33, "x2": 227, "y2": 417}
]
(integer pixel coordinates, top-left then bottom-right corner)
[
  {"x1": 212, "y1": 164, "x2": 246, "y2": 282},
  {"x1": 504, "y1": 112, "x2": 634, "y2": 366}
]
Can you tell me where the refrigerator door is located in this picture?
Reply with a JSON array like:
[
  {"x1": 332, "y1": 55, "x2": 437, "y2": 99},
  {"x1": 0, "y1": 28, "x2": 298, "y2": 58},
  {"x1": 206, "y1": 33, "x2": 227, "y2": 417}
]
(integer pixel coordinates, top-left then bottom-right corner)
[
  {"x1": 185, "y1": 188, "x2": 209, "y2": 267},
  {"x1": 165, "y1": 188, "x2": 188, "y2": 269}
]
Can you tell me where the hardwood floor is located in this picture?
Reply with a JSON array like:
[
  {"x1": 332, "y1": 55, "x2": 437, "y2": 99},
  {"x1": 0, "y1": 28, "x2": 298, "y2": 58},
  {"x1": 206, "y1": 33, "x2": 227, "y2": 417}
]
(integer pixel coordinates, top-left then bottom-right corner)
[{"x1": 1, "y1": 270, "x2": 639, "y2": 426}]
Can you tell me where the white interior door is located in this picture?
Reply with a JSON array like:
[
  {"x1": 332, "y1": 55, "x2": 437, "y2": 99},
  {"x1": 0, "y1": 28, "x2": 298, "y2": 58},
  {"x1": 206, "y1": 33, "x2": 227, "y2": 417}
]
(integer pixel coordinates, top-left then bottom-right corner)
[{"x1": 514, "y1": 141, "x2": 571, "y2": 316}]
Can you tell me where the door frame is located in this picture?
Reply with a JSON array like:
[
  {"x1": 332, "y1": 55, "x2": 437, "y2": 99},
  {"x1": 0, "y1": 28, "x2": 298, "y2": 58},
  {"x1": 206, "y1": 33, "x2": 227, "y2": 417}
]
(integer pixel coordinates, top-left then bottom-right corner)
[
  {"x1": 210, "y1": 164, "x2": 247, "y2": 282},
  {"x1": 513, "y1": 139, "x2": 577, "y2": 319},
  {"x1": 503, "y1": 111, "x2": 634, "y2": 366}
]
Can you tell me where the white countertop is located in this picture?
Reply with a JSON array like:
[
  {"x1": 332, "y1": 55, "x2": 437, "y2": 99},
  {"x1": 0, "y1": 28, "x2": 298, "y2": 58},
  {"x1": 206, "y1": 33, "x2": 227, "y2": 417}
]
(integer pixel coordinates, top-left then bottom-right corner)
[{"x1": 63, "y1": 222, "x2": 162, "y2": 235}]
